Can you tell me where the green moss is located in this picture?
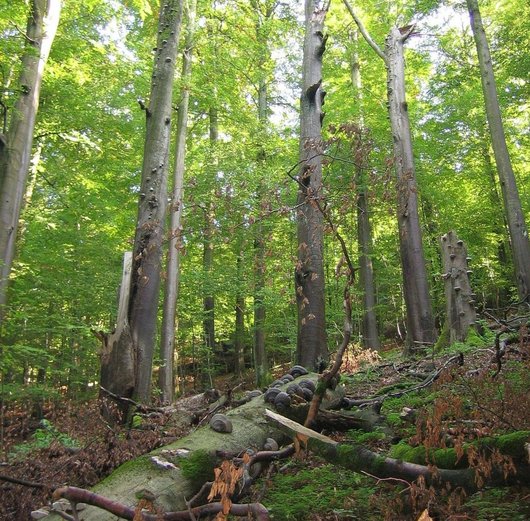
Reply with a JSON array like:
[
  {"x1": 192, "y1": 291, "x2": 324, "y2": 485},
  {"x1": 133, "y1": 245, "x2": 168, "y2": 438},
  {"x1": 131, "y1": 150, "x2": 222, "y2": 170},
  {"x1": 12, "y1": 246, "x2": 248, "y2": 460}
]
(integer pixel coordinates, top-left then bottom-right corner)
[
  {"x1": 495, "y1": 431, "x2": 530, "y2": 459},
  {"x1": 346, "y1": 429, "x2": 386, "y2": 444},
  {"x1": 372, "y1": 455, "x2": 387, "y2": 474},
  {"x1": 465, "y1": 488, "x2": 530, "y2": 521},
  {"x1": 179, "y1": 449, "x2": 216, "y2": 487},
  {"x1": 386, "y1": 412, "x2": 402, "y2": 427},
  {"x1": 98, "y1": 455, "x2": 152, "y2": 487},
  {"x1": 434, "y1": 321, "x2": 449, "y2": 351},
  {"x1": 432, "y1": 448, "x2": 462, "y2": 468},
  {"x1": 336, "y1": 443, "x2": 362, "y2": 470},
  {"x1": 261, "y1": 463, "x2": 376, "y2": 520},
  {"x1": 374, "y1": 381, "x2": 416, "y2": 396},
  {"x1": 389, "y1": 442, "x2": 426, "y2": 464}
]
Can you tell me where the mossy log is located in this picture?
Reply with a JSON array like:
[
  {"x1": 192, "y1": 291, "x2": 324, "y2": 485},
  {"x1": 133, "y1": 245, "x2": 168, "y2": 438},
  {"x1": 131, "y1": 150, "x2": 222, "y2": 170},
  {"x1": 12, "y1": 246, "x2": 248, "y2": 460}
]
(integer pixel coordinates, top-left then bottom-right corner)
[
  {"x1": 46, "y1": 374, "x2": 345, "y2": 520},
  {"x1": 265, "y1": 410, "x2": 530, "y2": 492}
]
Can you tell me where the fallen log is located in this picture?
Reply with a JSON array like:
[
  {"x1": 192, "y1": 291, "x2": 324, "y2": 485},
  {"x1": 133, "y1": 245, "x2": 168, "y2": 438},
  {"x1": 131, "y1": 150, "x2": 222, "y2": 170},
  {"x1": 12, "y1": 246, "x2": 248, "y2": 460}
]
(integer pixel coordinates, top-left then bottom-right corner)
[
  {"x1": 45, "y1": 373, "x2": 343, "y2": 521},
  {"x1": 264, "y1": 409, "x2": 530, "y2": 492}
]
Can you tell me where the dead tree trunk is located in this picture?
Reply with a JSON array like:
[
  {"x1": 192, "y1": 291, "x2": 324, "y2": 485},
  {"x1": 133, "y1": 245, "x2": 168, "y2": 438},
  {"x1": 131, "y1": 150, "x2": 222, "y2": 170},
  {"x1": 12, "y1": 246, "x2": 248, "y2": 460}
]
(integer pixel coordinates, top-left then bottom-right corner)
[
  {"x1": 296, "y1": 0, "x2": 328, "y2": 370},
  {"x1": 98, "y1": 252, "x2": 135, "y2": 421},
  {"x1": 440, "y1": 231, "x2": 477, "y2": 344}
]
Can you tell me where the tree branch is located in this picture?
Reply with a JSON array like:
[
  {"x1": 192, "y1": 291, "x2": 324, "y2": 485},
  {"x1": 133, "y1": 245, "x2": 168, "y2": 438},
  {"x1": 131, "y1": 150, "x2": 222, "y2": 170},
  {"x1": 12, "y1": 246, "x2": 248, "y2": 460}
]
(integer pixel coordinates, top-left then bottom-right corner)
[{"x1": 342, "y1": 0, "x2": 386, "y2": 63}]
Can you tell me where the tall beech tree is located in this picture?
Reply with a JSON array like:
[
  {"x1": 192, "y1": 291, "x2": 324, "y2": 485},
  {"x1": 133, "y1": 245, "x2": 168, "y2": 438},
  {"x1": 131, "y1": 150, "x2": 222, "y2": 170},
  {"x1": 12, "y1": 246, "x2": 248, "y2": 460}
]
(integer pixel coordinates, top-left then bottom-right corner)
[
  {"x1": 100, "y1": 0, "x2": 183, "y2": 406},
  {"x1": 252, "y1": 0, "x2": 275, "y2": 386},
  {"x1": 466, "y1": 0, "x2": 530, "y2": 304},
  {"x1": 349, "y1": 32, "x2": 380, "y2": 350},
  {"x1": 0, "y1": 0, "x2": 61, "y2": 327},
  {"x1": 159, "y1": 0, "x2": 197, "y2": 404},
  {"x1": 343, "y1": 0, "x2": 436, "y2": 353},
  {"x1": 296, "y1": 0, "x2": 328, "y2": 369}
]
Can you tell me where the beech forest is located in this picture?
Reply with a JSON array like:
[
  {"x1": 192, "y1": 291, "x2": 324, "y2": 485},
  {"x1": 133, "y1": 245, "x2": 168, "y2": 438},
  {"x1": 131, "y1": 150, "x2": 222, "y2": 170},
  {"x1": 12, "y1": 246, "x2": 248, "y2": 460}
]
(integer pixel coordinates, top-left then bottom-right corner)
[{"x1": 0, "y1": 0, "x2": 529, "y2": 520}]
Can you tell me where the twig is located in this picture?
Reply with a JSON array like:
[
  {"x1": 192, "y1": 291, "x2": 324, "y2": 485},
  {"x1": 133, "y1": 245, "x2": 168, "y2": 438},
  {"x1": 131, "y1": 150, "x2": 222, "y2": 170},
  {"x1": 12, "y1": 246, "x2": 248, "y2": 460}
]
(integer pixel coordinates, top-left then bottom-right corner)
[{"x1": 0, "y1": 473, "x2": 51, "y2": 489}]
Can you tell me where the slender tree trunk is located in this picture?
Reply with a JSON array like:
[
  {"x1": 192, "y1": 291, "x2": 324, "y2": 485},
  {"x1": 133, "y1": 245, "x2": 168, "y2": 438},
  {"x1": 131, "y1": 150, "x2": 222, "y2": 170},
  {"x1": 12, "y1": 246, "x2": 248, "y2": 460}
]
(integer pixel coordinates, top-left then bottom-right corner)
[
  {"x1": 467, "y1": 0, "x2": 530, "y2": 303},
  {"x1": 350, "y1": 34, "x2": 380, "y2": 351},
  {"x1": 0, "y1": 0, "x2": 61, "y2": 327},
  {"x1": 253, "y1": 10, "x2": 270, "y2": 385},
  {"x1": 385, "y1": 27, "x2": 436, "y2": 353},
  {"x1": 254, "y1": 207, "x2": 267, "y2": 384},
  {"x1": 203, "y1": 108, "x2": 217, "y2": 361},
  {"x1": 296, "y1": 0, "x2": 328, "y2": 370},
  {"x1": 159, "y1": 0, "x2": 196, "y2": 404},
  {"x1": 126, "y1": 0, "x2": 183, "y2": 404},
  {"x1": 234, "y1": 249, "x2": 245, "y2": 375}
]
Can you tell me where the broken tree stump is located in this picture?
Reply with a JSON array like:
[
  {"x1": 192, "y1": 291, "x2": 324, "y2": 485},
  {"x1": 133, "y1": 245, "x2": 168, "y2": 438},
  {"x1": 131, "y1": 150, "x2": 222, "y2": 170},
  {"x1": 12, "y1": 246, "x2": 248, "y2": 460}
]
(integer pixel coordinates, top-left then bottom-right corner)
[{"x1": 440, "y1": 231, "x2": 477, "y2": 344}]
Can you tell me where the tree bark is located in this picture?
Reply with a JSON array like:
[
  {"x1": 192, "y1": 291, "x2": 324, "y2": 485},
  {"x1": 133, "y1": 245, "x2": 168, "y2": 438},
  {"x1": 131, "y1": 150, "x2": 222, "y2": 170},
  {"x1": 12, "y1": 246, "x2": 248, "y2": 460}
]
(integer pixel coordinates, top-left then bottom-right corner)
[
  {"x1": 202, "y1": 108, "x2": 217, "y2": 380},
  {"x1": 466, "y1": 0, "x2": 530, "y2": 304},
  {"x1": 253, "y1": 7, "x2": 271, "y2": 386},
  {"x1": 350, "y1": 34, "x2": 380, "y2": 350},
  {"x1": 106, "y1": 0, "x2": 183, "y2": 406},
  {"x1": 159, "y1": 0, "x2": 197, "y2": 404},
  {"x1": 385, "y1": 27, "x2": 436, "y2": 354},
  {"x1": 234, "y1": 250, "x2": 246, "y2": 375},
  {"x1": 440, "y1": 231, "x2": 477, "y2": 344},
  {"x1": 296, "y1": 0, "x2": 328, "y2": 370},
  {"x1": 0, "y1": 0, "x2": 61, "y2": 327},
  {"x1": 98, "y1": 252, "x2": 135, "y2": 421}
]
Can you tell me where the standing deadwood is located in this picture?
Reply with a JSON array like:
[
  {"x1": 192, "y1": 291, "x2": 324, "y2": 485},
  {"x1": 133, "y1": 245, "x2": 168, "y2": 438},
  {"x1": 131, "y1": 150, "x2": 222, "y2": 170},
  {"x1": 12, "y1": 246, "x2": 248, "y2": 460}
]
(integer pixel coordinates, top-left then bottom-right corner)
[
  {"x1": 343, "y1": 1, "x2": 436, "y2": 354},
  {"x1": 159, "y1": 0, "x2": 197, "y2": 404},
  {"x1": 385, "y1": 27, "x2": 437, "y2": 353},
  {"x1": 440, "y1": 231, "x2": 477, "y2": 344},
  {"x1": 108, "y1": 0, "x2": 183, "y2": 406},
  {"x1": 296, "y1": 0, "x2": 329, "y2": 370},
  {"x1": 0, "y1": 0, "x2": 61, "y2": 327},
  {"x1": 466, "y1": 0, "x2": 530, "y2": 304},
  {"x1": 98, "y1": 252, "x2": 135, "y2": 421}
]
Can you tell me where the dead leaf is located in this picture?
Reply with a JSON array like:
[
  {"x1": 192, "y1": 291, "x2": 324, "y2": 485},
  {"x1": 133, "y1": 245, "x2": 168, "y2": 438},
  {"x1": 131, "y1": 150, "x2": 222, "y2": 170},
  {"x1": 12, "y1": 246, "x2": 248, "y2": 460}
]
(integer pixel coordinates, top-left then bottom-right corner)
[{"x1": 416, "y1": 509, "x2": 433, "y2": 521}]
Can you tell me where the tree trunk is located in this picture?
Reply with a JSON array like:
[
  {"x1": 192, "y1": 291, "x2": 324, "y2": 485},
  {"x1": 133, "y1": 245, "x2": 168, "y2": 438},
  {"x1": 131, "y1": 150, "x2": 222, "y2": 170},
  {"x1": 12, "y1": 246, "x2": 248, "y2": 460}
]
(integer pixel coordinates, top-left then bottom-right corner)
[
  {"x1": 202, "y1": 108, "x2": 217, "y2": 377},
  {"x1": 234, "y1": 250, "x2": 246, "y2": 375},
  {"x1": 350, "y1": 34, "x2": 380, "y2": 351},
  {"x1": 466, "y1": 0, "x2": 530, "y2": 304},
  {"x1": 296, "y1": 0, "x2": 328, "y2": 370},
  {"x1": 253, "y1": 12, "x2": 270, "y2": 385},
  {"x1": 159, "y1": 0, "x2": 196, "y2": 404},
  {"x1": 440, "y1": 231, "x2": 477, "y2": 344},
  {"x1": 0, "y1": 0, "x2": 61, "y2": 327},
  {"x1": 103, "y1": 0, "x2": 183, "y2": 407},
  {"x1": 98, "y1": 252, "x2": 135, "y2": 421},
  {"x1": 385, "y1": 27, "x2": 436, "y2": 354}
]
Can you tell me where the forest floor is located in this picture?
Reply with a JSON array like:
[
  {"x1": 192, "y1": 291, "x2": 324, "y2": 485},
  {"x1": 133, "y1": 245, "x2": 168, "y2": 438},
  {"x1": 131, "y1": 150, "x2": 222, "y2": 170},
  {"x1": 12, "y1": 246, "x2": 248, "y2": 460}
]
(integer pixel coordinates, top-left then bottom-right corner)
[{"x1": 1, "y1": 335, "x2": 529, "y2": 520}]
